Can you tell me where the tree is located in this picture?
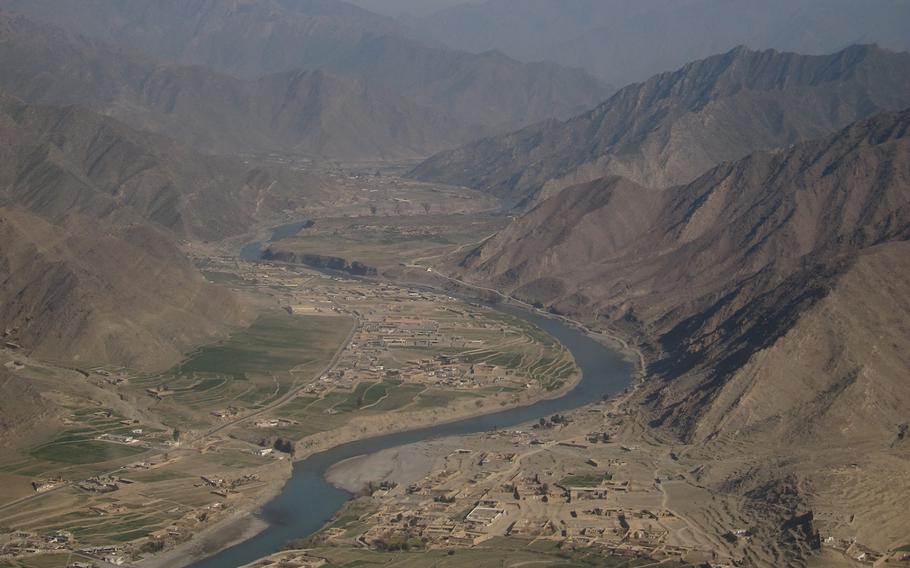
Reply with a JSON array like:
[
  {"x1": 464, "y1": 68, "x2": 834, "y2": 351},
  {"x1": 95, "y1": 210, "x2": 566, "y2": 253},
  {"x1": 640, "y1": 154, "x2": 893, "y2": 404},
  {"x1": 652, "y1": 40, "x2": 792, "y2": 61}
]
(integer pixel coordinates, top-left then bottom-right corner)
[{"x1": 273, "y1": 438, "x2": 295, "y2": 455}]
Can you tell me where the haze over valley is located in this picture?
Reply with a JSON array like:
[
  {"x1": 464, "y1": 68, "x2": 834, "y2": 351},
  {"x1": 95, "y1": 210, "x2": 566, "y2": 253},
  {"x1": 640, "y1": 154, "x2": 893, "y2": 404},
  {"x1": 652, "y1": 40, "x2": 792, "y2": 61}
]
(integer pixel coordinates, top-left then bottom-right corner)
[{"x1": 0, "y1": 3, "x2": 907, "y2": 568}]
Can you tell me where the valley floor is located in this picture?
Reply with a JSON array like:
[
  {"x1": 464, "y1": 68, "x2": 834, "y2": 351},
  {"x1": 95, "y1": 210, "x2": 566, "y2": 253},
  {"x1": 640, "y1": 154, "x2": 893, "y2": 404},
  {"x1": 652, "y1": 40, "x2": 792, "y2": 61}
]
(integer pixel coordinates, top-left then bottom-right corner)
[{"x1": 2, "y1": 170, "x2": 907, "y2": 568}]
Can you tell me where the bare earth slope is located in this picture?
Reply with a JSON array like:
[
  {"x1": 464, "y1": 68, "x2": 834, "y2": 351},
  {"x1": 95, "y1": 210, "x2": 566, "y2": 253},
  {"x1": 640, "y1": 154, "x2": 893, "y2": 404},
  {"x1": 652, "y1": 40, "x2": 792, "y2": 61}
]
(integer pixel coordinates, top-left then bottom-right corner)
[
  {"x1": 0, "y1": 207, "x2": 251, "y2": 371},
  {"x1": 0, "y1": 13, "x2": 470, "y2": 160},
  {"x1": 0, "y1": 93, "x2": 329, "y2": 240},
  {"x1": 457, "y1": 109, "x2": 910, "y2": 449},
  {"x1": 411, "y1": 45, "x2": 910, "y2": 206},
  {"x1": 0, "y1": 95, "x2": 271, "y2": 370},
  {"x1": 0, "y1": 0, "x2": 610, "y2": 133},
  {"x1": 0, "y1": 366, "x2": 57, "y2": 446}
]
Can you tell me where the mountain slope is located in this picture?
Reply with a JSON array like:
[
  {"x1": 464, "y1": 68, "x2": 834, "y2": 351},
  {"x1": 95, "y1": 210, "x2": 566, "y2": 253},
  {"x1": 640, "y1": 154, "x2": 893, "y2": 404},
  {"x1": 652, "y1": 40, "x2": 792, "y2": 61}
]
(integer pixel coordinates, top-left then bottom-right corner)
[
  {"x1": 0, "y1": 207, "x2": 252, "y2": 371},
  {"x1": 0, "y1": 93, "x2": 331, "y2": 240},
  {"x1": 0, "y1": 366, "x2": 57, "y2": 446},
  {"x1": 0, "y1": 13, "x2": 470, "y2": 160},
  {"x1": 0, "y1": 0, "x2": 609, "y2": 132},
  {"x1": 410, "y1": 0, "x2": 910, "y2": 88},
  {"x1": 411, "y1": 45, "x2": 910, "y2": 205},
  {"x1": 0, "y1": 95, "x2": 310, "y2": 370},
  {"x1": 456, "y1": 108, "x2": 910, "y2": 446}
]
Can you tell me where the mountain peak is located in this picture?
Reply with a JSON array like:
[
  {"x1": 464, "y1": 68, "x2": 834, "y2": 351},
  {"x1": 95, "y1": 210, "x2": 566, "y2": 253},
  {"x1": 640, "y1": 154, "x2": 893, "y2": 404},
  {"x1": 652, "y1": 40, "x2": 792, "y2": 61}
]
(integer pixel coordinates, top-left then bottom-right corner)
[{"x1": 411, "y1": 45, "x2": 910, "y2": 203}]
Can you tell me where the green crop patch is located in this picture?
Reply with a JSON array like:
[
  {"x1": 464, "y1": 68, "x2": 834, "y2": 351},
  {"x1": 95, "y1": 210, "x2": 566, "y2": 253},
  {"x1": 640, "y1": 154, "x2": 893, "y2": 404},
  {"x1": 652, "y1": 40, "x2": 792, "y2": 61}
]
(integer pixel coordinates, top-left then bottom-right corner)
[
  {"x1": 174, "y1": 313, "x2": 346, "y2": 379},
  {"x1": 30, "y1": 440, "x2": 146, "y2": 464}
]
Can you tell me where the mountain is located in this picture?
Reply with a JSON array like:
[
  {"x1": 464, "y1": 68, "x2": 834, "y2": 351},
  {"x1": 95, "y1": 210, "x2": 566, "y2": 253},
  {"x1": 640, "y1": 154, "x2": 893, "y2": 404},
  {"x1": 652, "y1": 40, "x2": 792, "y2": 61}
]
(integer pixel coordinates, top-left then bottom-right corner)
[
  {"x1": 0, "y1": 94, "x2": 263, "y2": 370},
  {"x1": 0, "y1": 93, "x2": 333, "y2": 241},
  {"x1": 0, "y1": 206, "x2": 253, "y2": 371},
  {"x1": 0, "y1": 12, "x2": 472, "y2": 161},
  {"x1": 409, "y1": 0, "x2": 910, "y2": 88},
  {"x1": 0, "y1": 366, "x2": 57, "y2": 446},
  {"x1": 455, "y1": 108, "x2": 910, "y2": 447},
  {"x1": 0, "y1": 0, "x2": 610, "y2": 132},
  {"x1": 411, "y1": 45, "x2": 910, "y2": 206}
]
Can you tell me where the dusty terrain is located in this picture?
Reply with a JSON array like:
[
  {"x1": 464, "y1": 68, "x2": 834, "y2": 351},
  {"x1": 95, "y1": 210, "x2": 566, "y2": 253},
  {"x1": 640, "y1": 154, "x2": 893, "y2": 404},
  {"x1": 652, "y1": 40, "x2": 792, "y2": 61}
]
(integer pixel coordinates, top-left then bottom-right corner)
[{"x1": 411, "y1": 45, "x2": 910, "y2": 205}]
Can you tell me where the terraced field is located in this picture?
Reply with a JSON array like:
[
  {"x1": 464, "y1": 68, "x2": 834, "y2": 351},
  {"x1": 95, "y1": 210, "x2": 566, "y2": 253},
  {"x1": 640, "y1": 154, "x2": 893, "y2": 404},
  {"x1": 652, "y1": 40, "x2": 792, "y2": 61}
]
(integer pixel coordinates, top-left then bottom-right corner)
[{"x1": 129, "y1": 312, "x2": 354, "y2": 429}]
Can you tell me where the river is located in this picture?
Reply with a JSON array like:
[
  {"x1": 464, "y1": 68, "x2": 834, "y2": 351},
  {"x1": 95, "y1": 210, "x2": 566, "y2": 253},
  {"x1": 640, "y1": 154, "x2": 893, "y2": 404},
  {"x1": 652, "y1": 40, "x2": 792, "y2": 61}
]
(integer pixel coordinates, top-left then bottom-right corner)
[{"x1": 188, "y1": 225, "x2": 634, "y2": 568}]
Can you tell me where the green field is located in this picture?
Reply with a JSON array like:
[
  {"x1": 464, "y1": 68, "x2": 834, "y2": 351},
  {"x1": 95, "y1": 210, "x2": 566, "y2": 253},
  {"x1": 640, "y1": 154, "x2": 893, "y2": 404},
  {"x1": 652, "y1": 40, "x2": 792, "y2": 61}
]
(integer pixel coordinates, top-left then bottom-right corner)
[
  {"x1": 175, "y1": 313, "x2": 342, "y2": 379},
  {"x1": 30, "y1": 440, "x2": 147, "y2": 465},
  {"x1": 558, "y1": 472, "x2": 613, "y2": 488},
  {"x1": 200, "y1": 270, "x2": 249, "y2": 286},
  {"x1": 268, "y1": 214, "x2": 509, "y2": 270},
  {"x1": 130, "y1": 312, "x2": 353, "y2": 427}
]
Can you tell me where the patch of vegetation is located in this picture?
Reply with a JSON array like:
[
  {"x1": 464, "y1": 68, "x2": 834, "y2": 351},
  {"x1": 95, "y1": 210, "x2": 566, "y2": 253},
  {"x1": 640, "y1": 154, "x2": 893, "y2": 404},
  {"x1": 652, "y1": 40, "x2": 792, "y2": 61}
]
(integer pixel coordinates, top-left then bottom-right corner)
[
  {"x1": 370, "y1": 384, "x2": 425, "y2": 412},
  {"x1": 558, "y1": 472, "x2": 612, "y2": 488},
  {"x1": 200, "y1": 270, "x2": 247, "y2": 286},
  {"x1": 173, "y1": 313, "x2": 342, "y2": 379},
  {"x1": 30, "y1": 440, "x2": 146, "y2": 464}
]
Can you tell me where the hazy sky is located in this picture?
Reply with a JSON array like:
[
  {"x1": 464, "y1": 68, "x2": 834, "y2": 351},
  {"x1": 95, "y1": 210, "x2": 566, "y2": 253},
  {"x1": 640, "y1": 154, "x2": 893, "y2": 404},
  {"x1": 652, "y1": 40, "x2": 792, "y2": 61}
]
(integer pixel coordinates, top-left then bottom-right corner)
[{"x1": 347, "y1": 0, "x2": 483, "y2": 18}]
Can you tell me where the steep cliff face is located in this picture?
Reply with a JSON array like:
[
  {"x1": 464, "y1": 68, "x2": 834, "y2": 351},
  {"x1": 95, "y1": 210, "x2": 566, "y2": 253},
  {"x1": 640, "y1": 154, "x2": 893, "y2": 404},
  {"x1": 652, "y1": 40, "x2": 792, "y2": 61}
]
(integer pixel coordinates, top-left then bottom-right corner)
[
  {"x1": 456, "y1": 109, "x2": 910, "y2": 446},
  {"x1": 412, "y1": 45, "x2": 910, "y2": 206}
]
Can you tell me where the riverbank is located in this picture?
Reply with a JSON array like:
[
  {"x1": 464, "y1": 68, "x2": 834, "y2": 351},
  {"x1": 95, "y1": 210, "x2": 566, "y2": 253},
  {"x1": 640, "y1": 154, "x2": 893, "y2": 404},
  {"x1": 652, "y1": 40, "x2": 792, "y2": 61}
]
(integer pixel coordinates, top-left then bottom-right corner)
[
  {"x1": 183, "y1": 300, "x2": 634, "y2": 568},
  {"x1": 140, "y1": 308, "x2": 584, "y2": 568},
  {"x1": 137, "y1": 460, "x2": 291, "y2": 568},
  {"x1": 163, "y1": 223, "x2": 639, "y2": 568},
  {"x1": 326, "y1": 441, "x2": 439, "y2": 494}
]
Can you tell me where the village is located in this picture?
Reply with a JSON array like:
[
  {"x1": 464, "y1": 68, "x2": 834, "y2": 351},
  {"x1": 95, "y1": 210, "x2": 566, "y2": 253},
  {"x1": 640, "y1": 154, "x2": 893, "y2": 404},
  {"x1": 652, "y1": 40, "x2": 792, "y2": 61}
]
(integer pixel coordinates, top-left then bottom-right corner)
[
  {"x1": 0, "y1": 257, "x2": 579, "y2": 568},
  {"x1": 198, "y1": 258, "x2": 577, "y2": 430},
  {"x1": 311, "y1": 409, "x2": 730, "y2": 566}
]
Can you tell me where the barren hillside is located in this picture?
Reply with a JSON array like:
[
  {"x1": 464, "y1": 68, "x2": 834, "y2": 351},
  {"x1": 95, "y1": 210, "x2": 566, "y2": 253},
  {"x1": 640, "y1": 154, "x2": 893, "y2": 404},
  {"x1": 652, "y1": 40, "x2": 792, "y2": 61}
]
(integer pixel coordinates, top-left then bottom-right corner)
[
  {"x1": 0, "y1": 207, "x2": 252, "y2": 371},
  {"x1": 0, "y1": 0, "x2": 610, "y2": 134},
  {"x1": 412, "y1": 45, "x2": 910, "y2": 206},
  {"x1": 456, "y1": 109, "x2": 910, "y2": 447}
]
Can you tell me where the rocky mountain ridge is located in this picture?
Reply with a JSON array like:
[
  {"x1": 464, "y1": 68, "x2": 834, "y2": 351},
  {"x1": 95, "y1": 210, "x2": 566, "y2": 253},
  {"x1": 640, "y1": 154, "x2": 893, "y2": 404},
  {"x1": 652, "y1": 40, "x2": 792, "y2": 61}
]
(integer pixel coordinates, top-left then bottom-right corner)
[
  {"x1": 0, "y1": 12, "x2": 474, "y2": 160},
  {"x1": 455, "y1": 108, "x2": 910, "y2": 449},
  {"x1": 0, "y1": 0, "x2": 610, "y2": 135},
  {"x1": 411, "y1": 45, "x2": 910, "y2": 206}
]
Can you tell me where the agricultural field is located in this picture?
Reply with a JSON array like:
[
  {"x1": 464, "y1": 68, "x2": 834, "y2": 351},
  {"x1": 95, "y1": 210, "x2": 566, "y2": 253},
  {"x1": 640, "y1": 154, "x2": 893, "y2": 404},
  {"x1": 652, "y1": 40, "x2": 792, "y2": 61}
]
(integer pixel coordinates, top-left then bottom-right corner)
[
  {"x1": 128, "y1": 312, "x2": 354, "y2": 430},
  {"x1": 0, "y1": 439, "x2": 288, "y2": 555},
  {"x1": 236, "y1": 273, "x2": 578, "y2": 445},
  {"x1": 0, "y1": 407, "x2": 164, "y2": 486},
  {"x1": 257, "y1": 536, "x2": 667, "y2": 568},
  {"x1": 0, "y1": 232, "x2": 579, "y2": 567},
  {"x1": 262, "y1": 213, "x2": 509, "y2": 271}
]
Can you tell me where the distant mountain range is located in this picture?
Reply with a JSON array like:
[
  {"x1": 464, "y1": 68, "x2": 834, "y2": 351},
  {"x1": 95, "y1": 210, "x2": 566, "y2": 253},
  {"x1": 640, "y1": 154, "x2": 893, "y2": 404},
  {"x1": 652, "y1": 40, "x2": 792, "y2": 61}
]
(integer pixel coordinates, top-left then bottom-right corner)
[
  {"x1": 0, "y1": 0, "x2": 610, "y2": 137},
  {"x1": 0, "y1": 13, "x2": 481, "y2": 161},
  {"x1": 405, "y1": 0, "x2": 910, "y2": 88},
  {"x1": 455, "y1": 108, "x2": 910, "y2": 447},
  {"x1": 0, "y1": 92, "x2": 332, "y2": 240},
  {"x1": 411, "y1": 45, "x2": 910, "y2": 205}
]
